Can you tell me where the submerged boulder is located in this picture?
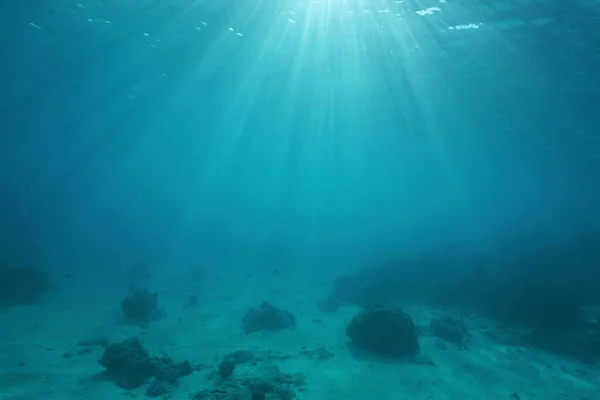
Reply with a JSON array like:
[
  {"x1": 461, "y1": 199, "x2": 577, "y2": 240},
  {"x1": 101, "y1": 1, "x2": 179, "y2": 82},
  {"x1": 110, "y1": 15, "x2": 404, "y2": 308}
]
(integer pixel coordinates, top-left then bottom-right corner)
[
  {"x1": 98, "y1": 337, "x2": 192, "y2": 391},
  {"x1": 242, "y1": 302, "x2": 296, "y2": 334},
  {"x1": 346, "y1": 304, "x2": 419, "y2": 357},
  {"x1": 121, "y1": 289, "x2": 158, "y2": 321},
  {"x1": 99, "y1": 337, "x2": 159, "y2": 389},
  {"x1": 218, "y1": 358, "x2": 236, "y2": 379}
]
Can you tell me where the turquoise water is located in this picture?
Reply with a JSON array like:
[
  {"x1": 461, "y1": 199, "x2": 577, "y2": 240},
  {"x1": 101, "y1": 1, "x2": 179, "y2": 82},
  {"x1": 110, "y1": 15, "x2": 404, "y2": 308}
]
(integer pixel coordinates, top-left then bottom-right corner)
[
  {"x1": 1, "y1": 0, "x2": 599, "y2": 267},
  {"x1": 2, "y1": 2, "x2": 600, "y2": 400}
]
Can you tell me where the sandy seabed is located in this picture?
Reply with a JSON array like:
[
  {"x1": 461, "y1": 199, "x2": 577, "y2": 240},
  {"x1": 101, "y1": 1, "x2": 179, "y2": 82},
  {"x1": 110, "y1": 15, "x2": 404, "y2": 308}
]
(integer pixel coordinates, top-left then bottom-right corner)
[{"x1": 0, "y1": 268, "x2": 598, "y2": 400}]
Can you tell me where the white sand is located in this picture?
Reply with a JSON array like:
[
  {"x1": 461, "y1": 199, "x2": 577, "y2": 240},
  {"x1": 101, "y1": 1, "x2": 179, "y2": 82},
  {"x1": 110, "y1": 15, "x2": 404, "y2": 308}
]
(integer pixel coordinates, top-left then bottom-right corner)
[{"x1": 0, "y1": 269, "x2": 598, "y2": 400}]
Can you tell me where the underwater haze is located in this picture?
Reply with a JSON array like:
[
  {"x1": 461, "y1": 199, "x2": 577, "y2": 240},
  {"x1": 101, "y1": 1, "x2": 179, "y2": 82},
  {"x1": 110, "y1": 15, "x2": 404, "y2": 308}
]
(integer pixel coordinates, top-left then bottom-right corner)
[
  {"x1": 1, "y1": 0, "x2": 600, "y2": 399},
  {"x1": 2, "y1": 0, "x2": 599, "y2": 268}
]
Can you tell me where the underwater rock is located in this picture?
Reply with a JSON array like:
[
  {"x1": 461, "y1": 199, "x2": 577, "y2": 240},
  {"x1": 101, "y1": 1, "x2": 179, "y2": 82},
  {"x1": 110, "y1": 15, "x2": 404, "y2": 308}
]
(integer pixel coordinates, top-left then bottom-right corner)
[
  {"x1": 239, "y1": 366, "x2": 304, "y2": 400},
  {"x1": 430, "y1": 317, "x2": 469, "y2": 344},
  {"x1": 121, "y1": 289, "x2": 158, "y2": 321},
  {"x1": 193, "y1": 384, "x2": 251, "y2": 400},
  {"x1": 252, "y1": 392, "x2": 267, "y2": 400},
  {"x1": 273, "y1": 384, "x2": 297, "y2": 400},
  {"x1": 242, "y1": 302, "x2": 296, "y2": 334},
  {"x1": 241, "y1": 377, "x2": 274, "y2": 393},
  {"x1": 0, "y1": 263, "x2": 50, "y2": 307},
  {"x1": 221, "y1": 349, "x2": 293, "y2": 367},
  {"x1": 219, "y1": 358, "x2": 236, "y2": 379},
  {"x1": 98, "y1": 337, "x2": 193, "y2": 390},
  {"x1": 98, "y1": 337, "x2": 160, "y2": 389},
  {"x1": 154, "y1": 358, "x2": 193, "y2": 383},
  {"x1": 346, "y1": 304, "x2": 419, "y2": 357},
  {"x1": 196, "y1": 359, "x2": 305, "y2": 400}
]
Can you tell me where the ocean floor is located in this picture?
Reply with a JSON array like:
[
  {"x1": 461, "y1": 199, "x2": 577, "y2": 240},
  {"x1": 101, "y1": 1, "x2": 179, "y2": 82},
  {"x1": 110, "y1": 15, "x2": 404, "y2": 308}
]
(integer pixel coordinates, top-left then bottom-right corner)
[{"x1": 0, "y1": 267, "x2": 598, "y2": 400}]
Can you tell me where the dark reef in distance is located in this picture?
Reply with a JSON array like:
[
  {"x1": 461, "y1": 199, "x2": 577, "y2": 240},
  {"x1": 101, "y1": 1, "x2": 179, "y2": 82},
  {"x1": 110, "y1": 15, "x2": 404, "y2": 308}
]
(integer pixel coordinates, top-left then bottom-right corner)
[{"x1": 0, "y1": 262, "x2": 50, "y2": 307}]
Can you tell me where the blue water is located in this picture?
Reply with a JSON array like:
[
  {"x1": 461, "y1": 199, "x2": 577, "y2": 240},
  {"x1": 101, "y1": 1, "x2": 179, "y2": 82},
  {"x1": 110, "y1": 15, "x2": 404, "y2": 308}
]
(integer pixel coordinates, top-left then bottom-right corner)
[
  {"x1": 2, "y1": 2, "x2": 600, "y2": 399},
  {"x1": 1, "y1": 1, "x2": 600, "y2": 279}
]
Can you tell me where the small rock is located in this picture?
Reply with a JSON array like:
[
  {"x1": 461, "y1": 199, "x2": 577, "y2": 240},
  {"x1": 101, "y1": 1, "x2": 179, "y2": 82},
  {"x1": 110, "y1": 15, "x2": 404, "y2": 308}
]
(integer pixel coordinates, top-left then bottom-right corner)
[
  {"x1": 252, "y1": 392, "x2": 266, "y2": 400},
  {"x1": 242, "y1": 302, "x2": 296, "y2": 334},
  {"x1": 218, "y1": 359, "x2": 236, "y2": 379}
]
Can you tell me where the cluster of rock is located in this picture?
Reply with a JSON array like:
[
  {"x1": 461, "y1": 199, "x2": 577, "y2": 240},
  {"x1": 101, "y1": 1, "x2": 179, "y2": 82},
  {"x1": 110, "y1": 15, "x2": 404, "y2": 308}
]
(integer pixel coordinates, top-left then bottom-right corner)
[
  {"x1": 98, "y1": 337, "x2": 193, "y2": 397},
  {"x1": 195, "y1": 350, "x2": 306, "y2": 400},
  {"x1": 92, "y1": 294, "x2": 310, "y2": 399},
  {"x1": 95, "y1": 337, "x2": 309, "y2": 400},
  {"x1": 318, "y1": 251, "x2": 600, "y2": 363}
]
